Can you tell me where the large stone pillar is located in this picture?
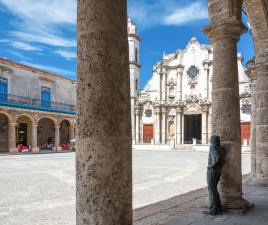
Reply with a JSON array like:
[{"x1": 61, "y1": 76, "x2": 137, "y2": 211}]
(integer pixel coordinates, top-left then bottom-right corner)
[
  {"x1": 204, "y1": 22, "x2": 250, "y2": 209},
  {"x1": 8, "y1": 123, "x2": 17, "y2": 153},
  {"x1": 161, "y1": 107, "x2": 166, "y2": 144},
  {"x1": 254, "y1": 65, "x2": 268, "y2": 184},
  {"x1": 31, "y1": 124, "x2": 39, "y2": 153},
  {"x1": 77, "y1": 0, "x2": 132, "y2": 224},
  {"x1": 176, "y1": 106, "x2": 182, "y2": 145}
]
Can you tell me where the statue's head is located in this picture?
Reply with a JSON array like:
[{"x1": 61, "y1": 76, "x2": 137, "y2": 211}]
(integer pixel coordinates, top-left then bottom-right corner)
[{"x1": 210, "y1": 135, "x2": 220, "y2": 146}]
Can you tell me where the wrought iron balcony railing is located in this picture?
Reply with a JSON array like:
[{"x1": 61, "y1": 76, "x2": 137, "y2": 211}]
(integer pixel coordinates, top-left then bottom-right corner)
[{"x1": 0, "y1": 93, "x2": 76, "y2": 115}]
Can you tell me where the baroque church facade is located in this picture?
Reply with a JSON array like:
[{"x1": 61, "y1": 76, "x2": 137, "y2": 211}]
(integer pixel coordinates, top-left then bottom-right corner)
[{"x1": 131, "y1": 34, "x2": 251, "y2": 146}]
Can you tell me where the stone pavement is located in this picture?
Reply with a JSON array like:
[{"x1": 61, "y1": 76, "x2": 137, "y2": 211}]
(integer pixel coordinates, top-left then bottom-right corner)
[
  {"x1": 134, "y1": 182, "x2": 268, "y2": 225},
  {"x1": 0, "y1": 151, "x2": 251, "y2": 225}
]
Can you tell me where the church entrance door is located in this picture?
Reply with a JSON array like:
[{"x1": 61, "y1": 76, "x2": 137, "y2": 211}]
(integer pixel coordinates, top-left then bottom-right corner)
[
  {"x1": 184, "y1": 114, "x2": 202, "y2": 144},
  {"x1": 143, "y1": 125, "x2": 153, "y2": 144}
]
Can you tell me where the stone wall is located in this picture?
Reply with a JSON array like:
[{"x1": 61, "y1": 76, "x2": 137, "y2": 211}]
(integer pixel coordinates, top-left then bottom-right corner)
[{"x1": 0, "y1": 58, "x2": 76, "y2": 105}]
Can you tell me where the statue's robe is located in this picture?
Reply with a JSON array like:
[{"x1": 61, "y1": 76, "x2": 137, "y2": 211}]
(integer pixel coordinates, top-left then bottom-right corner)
[{"x1": 207, "y1": 145, "x2": 224, "y2": 214}]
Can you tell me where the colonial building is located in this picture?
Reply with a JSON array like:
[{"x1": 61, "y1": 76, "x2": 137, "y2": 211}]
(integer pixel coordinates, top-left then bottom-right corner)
[
  {"x1": 0, "y1": 58, "x2": 77, "y2": 153},
  {"x1": 0, "y1": 18, "x2": 140, "y2": 153},
  {"x1": 134, "y1": 37, "x2": 251, "y2": 146}
]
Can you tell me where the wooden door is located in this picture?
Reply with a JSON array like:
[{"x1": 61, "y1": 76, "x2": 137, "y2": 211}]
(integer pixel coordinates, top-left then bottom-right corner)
[
  {"x1": 143, "y1": 125, "x2": 153, "y2": 143},
  {"x1": 241, "y1": 123, "x2": 250, "y2": 145}
]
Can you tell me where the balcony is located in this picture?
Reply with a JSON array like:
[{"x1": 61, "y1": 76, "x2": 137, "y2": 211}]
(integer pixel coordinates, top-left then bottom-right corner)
[{"x1": 0, "y1": 93, "x2": 76, "y2": 115}]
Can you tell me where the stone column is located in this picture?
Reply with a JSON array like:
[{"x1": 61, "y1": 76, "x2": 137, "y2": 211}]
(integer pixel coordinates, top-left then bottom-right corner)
[
  {"x1": 162, "y1": 68, "x2": 167, "y2": 102},
  {"x1": 158, "y1": 67, "x2": 162, "y2": 101},
  {"x1": 181, "y1": 114, "x2": 185, "y2": 144},
  {"x1": 161, "y1": 107, "x2": 166, "y2": 144},
  {"x1": 203, "y1": 61, "x2": 211, "y2": 100},
  {"x1": 135, "y1": 107, "x2": 140, "y2": 144},
  {"x1": 204, "y1": 22, "x2": 250, "y2": 209},
  {"x1": 77, "y1": 0, "x2": 132, "y2": 224},
  {"x1": 176, "y1": 68, "x2": 183, "y2": 101},
  {"x1": 154, "y1": 106, "x2": 161, "y2": 144},
  {"x1": 54, "y1": 126, "x2": 61, "y2": 152},
  {"x1": 254, "y1": 65, "x2": 268, "y2": 184},
  {"x1": 131, "y1": 98, "x2": 136, "y2": 144},
  {"x1": 69, "y1": 125, "x2": 75, "y2": 141},
  {"x1": 201, "y1": 105, "x2": 209, "y2": 144},
  {"x1": 176, "y1": 107, "x2": 182, "y2": 145},
  {"x1": 31, "y1": 124, "x2": 39, "y2": 153},
  {"x1": 8, "y1": 123, "x2": 18, "y2": 153}
]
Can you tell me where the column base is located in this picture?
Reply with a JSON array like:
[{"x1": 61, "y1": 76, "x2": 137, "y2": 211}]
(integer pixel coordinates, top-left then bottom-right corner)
[
  {"x1": 255, "y1": 177, "x2": 268, "y2": 185},
  {"x1": 56, "y1": 147, "x2": 62, "y2": 152},
  {"x1": 222, "y1": 198, "x2": 253, "y2": 211},
  {"x1": 31, "y1": 147, "x2": 40, "y2": 153},
  {"x1": 9, "y1": 148, "x2": 19, "y2": 154}
]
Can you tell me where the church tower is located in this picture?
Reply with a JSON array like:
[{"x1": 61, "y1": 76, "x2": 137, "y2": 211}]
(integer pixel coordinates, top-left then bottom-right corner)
[{"x1": 128, "y1": 18, "x2": 141, "y2": 143}]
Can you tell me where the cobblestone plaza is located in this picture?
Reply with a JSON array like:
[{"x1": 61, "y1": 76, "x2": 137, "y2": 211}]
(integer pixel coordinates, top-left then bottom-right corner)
[{"x1": 0, "y1": 151, "x2": 250, "y2": 225}]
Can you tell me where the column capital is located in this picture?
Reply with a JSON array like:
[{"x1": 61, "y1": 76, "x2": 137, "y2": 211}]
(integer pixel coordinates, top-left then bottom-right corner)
[
  {"x1": 54, "y1": 125, "x2": 61, "y2": 129},
  {"x1": 203, "y1": 60, "x2": 213, "y2": 70},
  {"x1": 162, "y1": 66, "x2": 168, "y2": 75},
  {"x1": 8, "y1": 122, "x2": 16, "y2": 126},
  {"x1": 176, "y1": 67, "x2": 184, "y2": 75},
  {"x1": 203, "y1": 21, "x2": 247, "y2": 42},
  {"x1": 176, "y1": 107, "x2": 183, "y2": 114}
]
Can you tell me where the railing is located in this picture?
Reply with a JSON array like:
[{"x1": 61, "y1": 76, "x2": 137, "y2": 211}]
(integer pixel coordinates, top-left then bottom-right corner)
[{"x1": 0, "y1": 93, "x2": 76, "y2": 115}]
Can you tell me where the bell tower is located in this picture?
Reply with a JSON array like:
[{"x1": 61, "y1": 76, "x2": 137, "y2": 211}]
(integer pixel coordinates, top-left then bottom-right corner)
[{"x1": 128, "y1": 17, "x2": 141, "y2": 143}]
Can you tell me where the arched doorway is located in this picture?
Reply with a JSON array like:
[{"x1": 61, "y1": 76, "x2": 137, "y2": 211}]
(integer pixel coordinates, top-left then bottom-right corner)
[
  {"x1": 60, "y1": 120, "x2": 70, "y2": 145},
  {"x1": 37, "y1": 118, "x2": 55, "y2": 150},
  {"x1": 16, "y1": 115, "x2": 32, "y2": 147},
  {"x1": 0, "y1": 113, "x2": 9, "y2": 152}
]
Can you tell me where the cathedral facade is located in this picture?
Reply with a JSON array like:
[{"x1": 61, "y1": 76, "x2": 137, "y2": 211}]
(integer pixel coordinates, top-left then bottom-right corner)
[{"x1": 133, "y1": 37, "x2": 251, "y2": 146}]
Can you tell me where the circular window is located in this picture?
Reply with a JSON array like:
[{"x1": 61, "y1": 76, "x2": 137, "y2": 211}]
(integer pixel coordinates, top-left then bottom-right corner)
[{"x1": 187, "y1": 65, "x2": 199, "y2": 79}]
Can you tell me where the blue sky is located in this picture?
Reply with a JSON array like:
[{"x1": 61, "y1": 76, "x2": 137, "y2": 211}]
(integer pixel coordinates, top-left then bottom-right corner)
[{"x1": 0, "y1": 0, "x2": 254, "y2": 88}]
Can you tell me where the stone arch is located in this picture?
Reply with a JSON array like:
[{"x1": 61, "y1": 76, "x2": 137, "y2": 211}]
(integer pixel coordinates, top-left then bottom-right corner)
[
  {"x1": 37, "y1": 116, "x2": 57, "y2": 126},
  {"x1": 244, "y1": 0, "x2": 268, "y2": 65},
  {"x1": 37, "y1": 117, "x2": 56, "y2": 150},
  {"x1": 60, "y1": 119, "x2": 71, "y2": 145},
  {"x1": 0, "y1": 111, "x2": 12, "y2": 123},
  {"x1": 15, "y1": 114, "x2": 34, "y2": 123},
  {"x1": 16, "y1": 115, "x2": 33, "y2": 146},
  {"x1": 0, "y1": 112, "x2": 10, "y2": 152}
]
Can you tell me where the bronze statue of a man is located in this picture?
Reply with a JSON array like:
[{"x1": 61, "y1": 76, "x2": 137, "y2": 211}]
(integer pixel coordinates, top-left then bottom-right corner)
[{"x1": 204, "y1": 135, "x2": 224, "y2": 215}]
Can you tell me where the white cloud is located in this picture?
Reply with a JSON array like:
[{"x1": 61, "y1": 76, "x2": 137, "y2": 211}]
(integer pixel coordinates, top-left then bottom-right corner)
[
  {"x1": 10, "y1": 31, "x2": 76, "y2": 48},
  {"x1": 55, "y1": 50, "x2": 76, "y2": 60},
  {"x1": 0, "y1": 0, "x2": 76, "y2": 48},
  {"x1": 10, "y1": 41, "x2": 42, "y2": 51},
  {"x1": 128, "y1": 0, "x2": 208, "y2": 30},
  {"x1": 19, "y1": 61, "x2": 76, "y2": 78},
  {"x1": 0, "y1": 0, "x2": 76, "y2": 26},
  {"x1": 163, "y1": 2, "x2": 208, "y2": 25}
]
